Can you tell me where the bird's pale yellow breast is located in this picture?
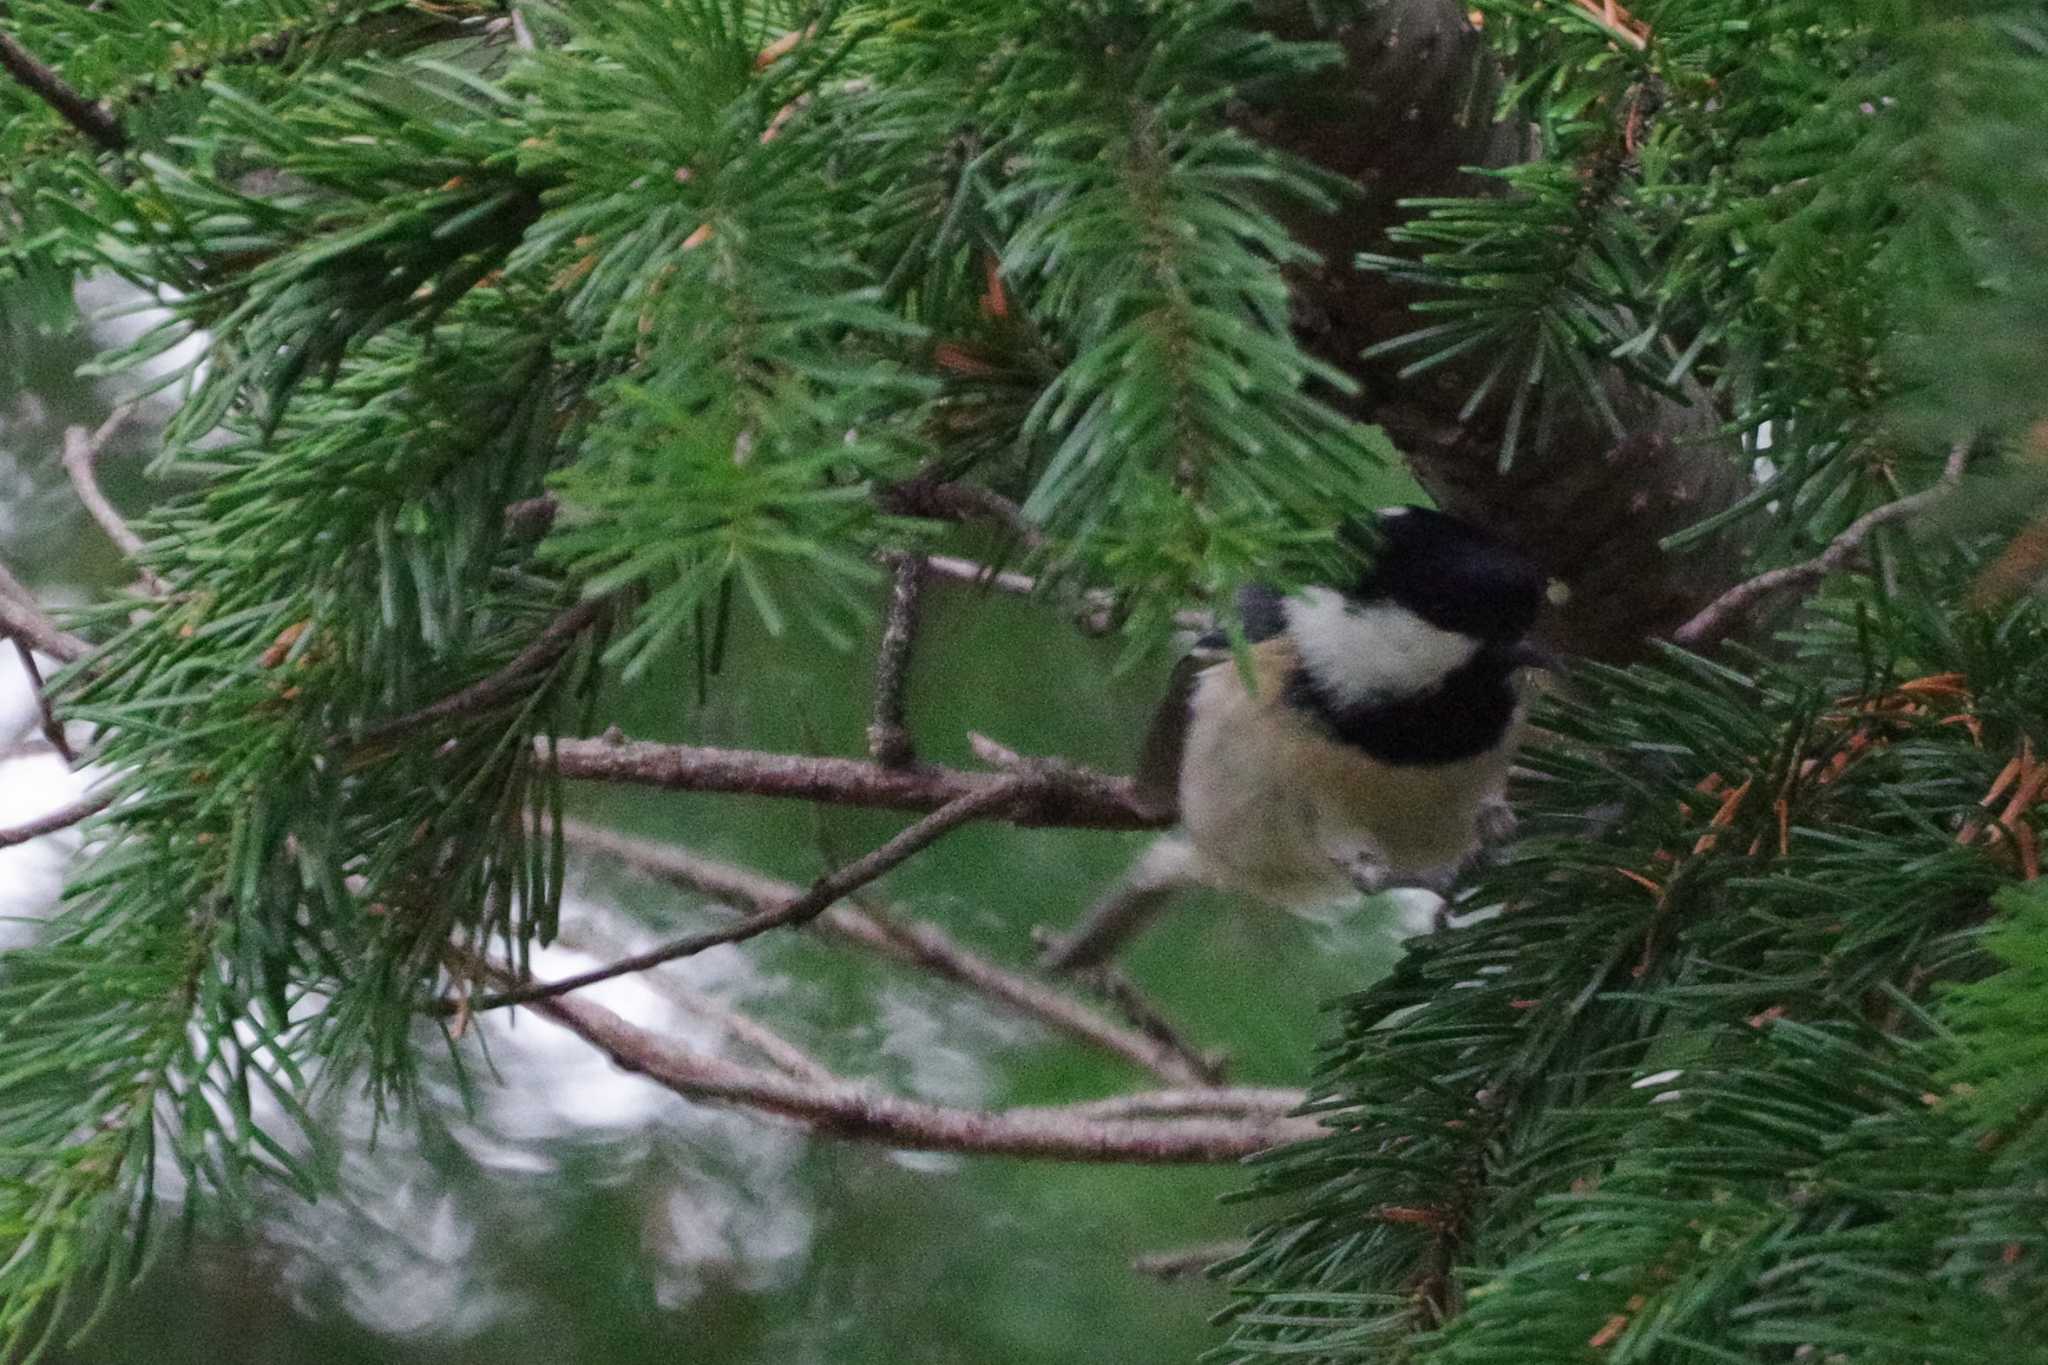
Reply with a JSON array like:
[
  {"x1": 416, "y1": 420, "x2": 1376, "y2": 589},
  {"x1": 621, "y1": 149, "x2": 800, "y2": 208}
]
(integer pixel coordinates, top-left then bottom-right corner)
[{"x1": 1175, "y1": 638, "x2": 1512, "y2": 903}]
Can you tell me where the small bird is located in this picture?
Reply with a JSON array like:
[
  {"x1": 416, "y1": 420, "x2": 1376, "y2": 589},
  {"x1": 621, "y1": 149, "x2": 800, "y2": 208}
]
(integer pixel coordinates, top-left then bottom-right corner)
[{"x1": 1039, "y1": 506, "x2": 1554, "y2": 971}]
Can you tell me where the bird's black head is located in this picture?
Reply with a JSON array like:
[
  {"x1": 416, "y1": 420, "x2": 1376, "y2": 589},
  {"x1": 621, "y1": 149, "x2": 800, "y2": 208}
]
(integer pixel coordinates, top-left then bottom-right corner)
[{"x1": 1346, "y1": 507, "x2": 1544, "y2": 646}]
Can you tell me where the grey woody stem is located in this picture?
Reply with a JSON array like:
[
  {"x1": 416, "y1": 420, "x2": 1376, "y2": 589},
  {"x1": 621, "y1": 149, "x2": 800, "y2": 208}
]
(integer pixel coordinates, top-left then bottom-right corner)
[
  {"x1": 0, "y1": 791, "x2": 113, "y2": 849},
  {"x1": 549, "y1": 734, "x2": 1166, "y2": 831},
  {"x1": 510, "y1": 975, "x2": 1320, "y2": 1163},
  {"x1": 1673, "y1": 442, "x2": 1973, "y2": 648},
  {"x1": 474, "y1": 776, "x2": 1040, "y2": 1011},
  {"x1": 867, "y1": 553, "x2": 924, "y2": 767},
  {"x1": 559, "y1": 820, "x2": 1218, "y2": 1086}
]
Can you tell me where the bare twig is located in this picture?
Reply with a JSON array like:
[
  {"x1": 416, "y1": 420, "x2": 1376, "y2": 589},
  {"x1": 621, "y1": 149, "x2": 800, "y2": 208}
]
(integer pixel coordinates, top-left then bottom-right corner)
[
  {"x1": 1063, "y1": 957, "x2": 1229, "y2": 1086},
  {"x1": 561, "y1": 821, "x2": 1214, "y2": 1085},
  {"x1": 924, "y1": 553, "x2": 1041, "y2": 598},
  {"x1": 858, "y1": 909, "x2": 1217, "y2": 1087},
  {"x1": 1131, "y1": 1240, "x2": 1250, "y2": 1281},
  {"x1": 922, "y1": 554, "x2": 1211, "y2": 635},
  {"x1": 11, "y1": 642, "x2": 75, "y2": 764},
  {"x1": 667, "y1": 990, "x2": 835, "y2": 1084},
  {"x1": 922, "y1": 554, "x2": 1118, "y2": 635},
  {"x1": 477, "y1": 777, "x2": 1039, "y2": 1011},
  {"x1": 867, "y1": 553, "x2": 924, "y2": 767},
  {"x1": 0, "y1": 32, "x2": 127, "y2": 153},
  {"x1": 60, "y1": 410, "x2": 166, "y2": 597},
  {"x1": 346, "y1": 598, "x2": 609, "y2": 750},
  {"x1": 552, "y1": 925, "x2": 834, "y2": 1083},
  {"x1": 1673, "y1": 443, "x2": 1973, "y2": 649},
  {"x1": 1566, "y1": 0, "x2": 1650, "y2": 50},
  {"x1": 0, "y1": 559, "x2": 94, "y2": 760},
  {"x1": 0, "y1": 575, "x2": 90, "y2": 666},
  {"x1": 880, "y1": 479, "x2": 1047, "y2": 546},
  {"x1": 1010, "y1": 1089, "x2": 1303, "y2": 1121},
  {"x1": 0, "y1": 791, "x2": 113, "y2": 850},
  {"x1": 0, "y1": 561, "x2": 35, "y2": 610},
  {"x1": 550, "y1": 735, "x2": 1166, "y2": 831},
  {"x1": 509, "y1": 975, "x2": 1320, "y2": 1162}
]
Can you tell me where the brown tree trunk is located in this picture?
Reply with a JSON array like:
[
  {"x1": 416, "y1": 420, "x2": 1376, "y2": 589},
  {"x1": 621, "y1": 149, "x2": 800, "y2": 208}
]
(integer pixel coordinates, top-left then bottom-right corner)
[{"x1": 1250, "y1": 0, "x2": 1746, "y2": 661}]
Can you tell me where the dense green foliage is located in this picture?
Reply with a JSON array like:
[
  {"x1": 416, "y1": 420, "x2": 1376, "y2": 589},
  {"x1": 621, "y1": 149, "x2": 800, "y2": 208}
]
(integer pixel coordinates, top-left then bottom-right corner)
[
  {"x1": 2, "y1": 1, "x2": 1397, "y2": 1355},
  {"x1": 1215, "y1": 1, "x2": 2048, "y2": 1359},
  {"x1": 2, "y1": 0, "x2": 2045, "y2": 1361},
  {"x1": 1221, "y1": 590, "x2": 2048, "y2": 1361}
]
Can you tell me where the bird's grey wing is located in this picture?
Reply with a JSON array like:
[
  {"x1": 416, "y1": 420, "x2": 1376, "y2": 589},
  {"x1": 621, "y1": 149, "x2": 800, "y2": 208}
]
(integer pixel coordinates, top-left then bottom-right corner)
[
  {"x1": 1131, "y1": 584, "x2": 1287, "y2": 818},
  {"x1": 1133, "y1": 655, "x2": 1205, "y2": 818}
]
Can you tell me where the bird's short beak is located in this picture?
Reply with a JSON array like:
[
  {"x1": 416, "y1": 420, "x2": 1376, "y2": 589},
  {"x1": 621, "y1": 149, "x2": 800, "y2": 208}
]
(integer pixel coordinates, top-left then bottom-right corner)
[{"x1": 1506, "y1": 641, "x2": 1564, "y2": 673}]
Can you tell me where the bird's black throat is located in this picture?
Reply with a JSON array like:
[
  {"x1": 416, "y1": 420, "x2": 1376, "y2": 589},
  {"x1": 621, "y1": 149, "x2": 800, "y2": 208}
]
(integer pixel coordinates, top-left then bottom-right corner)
[{"x1": 1284, "y1": 648, "x2": 1521, "y2": 766}]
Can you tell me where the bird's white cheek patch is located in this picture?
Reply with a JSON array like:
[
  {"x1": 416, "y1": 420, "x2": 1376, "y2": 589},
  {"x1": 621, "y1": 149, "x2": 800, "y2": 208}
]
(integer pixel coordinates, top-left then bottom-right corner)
[{"x1": 1285, "y1": 588, "x2": 1479, "y2": 704}]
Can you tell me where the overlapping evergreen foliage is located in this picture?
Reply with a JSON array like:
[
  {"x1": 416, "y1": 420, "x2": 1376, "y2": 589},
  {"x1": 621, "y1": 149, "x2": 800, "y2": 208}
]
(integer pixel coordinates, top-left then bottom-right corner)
[
  {"x1": 1221, "y1": 590, "x2": 2048, "y2": 1361},
  {"x1": 1, "y1": 0, "x2": 2044, "y2": 1360},
  {"x1": 1216, "y1": 1, "x2": 2048, "y2": 1359}
]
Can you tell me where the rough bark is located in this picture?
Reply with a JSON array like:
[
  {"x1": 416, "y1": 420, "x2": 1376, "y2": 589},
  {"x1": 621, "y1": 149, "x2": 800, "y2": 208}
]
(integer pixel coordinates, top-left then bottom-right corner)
[{"x1": 1251, "y1": 0, "x2": 1746, "y2": 660}]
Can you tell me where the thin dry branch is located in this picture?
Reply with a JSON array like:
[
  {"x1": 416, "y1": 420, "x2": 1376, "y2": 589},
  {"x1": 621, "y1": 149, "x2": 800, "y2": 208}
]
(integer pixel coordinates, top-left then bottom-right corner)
[
  {"x1": 11, "y1": 642, "x2": 75, "y2": 764},
  {"x1": 924, "y1": 553, "x2": 1120, "y2": 635},
  {"x1": 867, "y1": 553, "x2": 924, "y2": 767},
  {"x1": 1062, "y1": 957, "x2": 1228, "y2": 1086},
  {"x1": 923, "y1": 553, "x2": 1041, "y2": 598},
  {"x1": 552, "y1": 925, "x2": 833, "y2": 1083},
  {"x1": 550, "y1": 735, "x2": 1166, "y2": 831},
  {"x1": 0, "y1": 578, "x2": 90, "y2": 666},
  {"x1": 1673, "y1": 443, "x2": 1973, "y2": 648},
  {"x1": 0, "y1": 791, "x2": 113, "y2": 850},
  {"x1": 1566, "y1": 0, "x2": 1650, "y2": 50},
  {"x1": 880, "y1": 478, "x2": 1047, "y2": 546},
  {"x1": 1131, "y1": 1240, "x2": 1251, "y2": 1281},
  {"x1": 1011, "y1": 1089, "x2": 1304, "y2": 1121},
  {"x1": 59, "y1": 410, "x2": 165, "y2": 596},
  {"x1": 0, "y1": 32, "x2": 127, "y2": 153},
  {"x1": 561, "y1": 820, "x2": 1215, "y2": 1085},
  {"x1": 2, "y1": 553, "x2": 92, "y2": 765},
  {"x1": 346, "y1": 597, "x2": 609, "y2": 750},
  {"x1": 513, "y1": 977, "x2": 1320, "y2": 1162},
  {"x1": 921, "y1": 554, "x2": 1211, "y2": 635},
  {"x1": 477, "y1": 777, "x2": 1039, "y2": 1011}
]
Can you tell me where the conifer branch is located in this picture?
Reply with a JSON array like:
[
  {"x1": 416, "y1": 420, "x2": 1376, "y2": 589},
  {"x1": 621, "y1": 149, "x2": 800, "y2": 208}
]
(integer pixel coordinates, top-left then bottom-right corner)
[
  {"x1": 0, "y1": 571, "x2": 89, "y2": 665},
  {"x1": 1673, "y1": 442, "x2": 1972, "y2": 648},
  {"x1": 880, "y1": 478, "x2": 1045, "y2": 545},
  {"x1": 867, "y1": 552, "x2": 924, "y2": 767},
  {"x1": 919, "y1": 555, "x2": 1211, "y2": 635},
  {"x1": 1054, "y1": 956, "x2": 1229, "y2": 1087},
  {"x1": 346, "y1": 597, "x2": 610, "y2": 749},
  {"x1": 923, "y1": 554, "x2": 1040, "y2": 598},
  {"x1": 9, "y1": 641, "x2": 75, "y2": 765},
  {"x1": 0, "y1": 31, "x2": 127, "y2": 153},
  {"x1": 560, "y1": 820, "x2": 1216, "y2": 1086},
  {"x1": 60, "y1": 409, "x2": 166, "y2": 597},
  {"x1": 1255, "y1": 0, "x2": 1745, "y2": 660},
  {"x1": 551, "y1": 924, "x2": 834, "y2": 1082},
  {"x1": 550, "y1": 735, "x2": 1166, "y2": 831},
  {"x1": 1013, "y1": 1089, "x2": 1304, "y2": 1121},
  {"x1": 472, "y1": 775, "x2": 1041, "y2": 1011},
  {"x1": 1131, "y1": 1240, "x2": 1251, "y2": 1281},
  {"x1": 501, "y1": 971, "x2": 1320, "y2": 1163},
  {"x1": 1565, "y1": 0, "x2": 1651, "y2": 51},
  {"x1": 0, "y1": 790, "x2": 112, "y2": 849}
]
